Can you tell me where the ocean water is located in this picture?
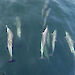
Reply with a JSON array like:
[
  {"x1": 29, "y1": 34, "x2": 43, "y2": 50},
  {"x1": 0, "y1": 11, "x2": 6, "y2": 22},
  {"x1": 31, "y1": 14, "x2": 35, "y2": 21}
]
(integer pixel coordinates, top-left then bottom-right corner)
[{"x1": 0, "y1": 0, "x2": 75, "y2": 75}]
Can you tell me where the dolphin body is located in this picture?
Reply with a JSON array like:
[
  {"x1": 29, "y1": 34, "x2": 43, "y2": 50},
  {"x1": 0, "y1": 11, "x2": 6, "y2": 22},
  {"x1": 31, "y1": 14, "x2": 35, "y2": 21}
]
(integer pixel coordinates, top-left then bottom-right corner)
[
  {"x1": 65, "y1": 32, "x2": 75, "y2": 55},
  {"x1": 52, "y1": 30, "x2": 57, "y2": 55},
  {"x1": 47, "y1": 31, "x2": 50, "y2": 47},
  {"x1": 16, "y1": 16, "x2": 21, "y2": 38},
  {"x1": 43, "y1": 8, "x2": 51, "y2": 26},
  {"x1": 40, "y1": 26, "x2": 48, "y2": 59},
  {"x1": 44, "y1": 45, "x2": 49, "y2": 60},
  {"x1": 6, "y1": 25, "x2": 14, "y2": 62},
  {"x1": 42, "y1": 0, "x2": 50, "y2": 17}
]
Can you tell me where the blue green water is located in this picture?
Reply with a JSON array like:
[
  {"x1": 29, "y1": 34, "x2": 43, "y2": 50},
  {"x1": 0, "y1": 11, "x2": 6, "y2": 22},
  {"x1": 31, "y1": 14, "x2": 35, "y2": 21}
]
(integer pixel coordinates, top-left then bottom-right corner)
[{"x1": 0, "y1": 0, "x2": 75, "y2": 75}]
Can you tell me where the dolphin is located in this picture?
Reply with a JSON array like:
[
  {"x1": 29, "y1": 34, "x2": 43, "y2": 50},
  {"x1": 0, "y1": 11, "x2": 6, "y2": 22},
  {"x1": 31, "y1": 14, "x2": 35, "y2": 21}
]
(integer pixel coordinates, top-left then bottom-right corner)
[
  {"x1": 43, "y1": 8, "x2": 51, "y2": 26},
  {"x1": 65, "y1": 31, "x2": 75, "y2": 55},
  {"x1": 16, "y1": 16, "x2": 21, "y2": 38},
  {"x1": 42, "y1": 0, "x2": 50, "y2": 17},
  {"x1": 45, "y1": 8, "x2": 51, "y2": 17},
  {"x1": 6, "y1": 25, "x2": 14, "y2": 62},
  {"x1": 40, "y1": 26, "x2": 48, "y2": 59},
  {"x1": 51, "y1": 30, "x2": 57, "y2": 55}
]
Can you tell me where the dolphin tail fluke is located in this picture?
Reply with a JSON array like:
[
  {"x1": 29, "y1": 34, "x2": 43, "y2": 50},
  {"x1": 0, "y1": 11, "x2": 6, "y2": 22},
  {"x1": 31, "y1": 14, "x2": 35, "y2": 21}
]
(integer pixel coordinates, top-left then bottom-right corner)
[
  {"x1": 8, "y1": 59, "x2": 15, "y2": 63},
  {"x1": 40, "y1": 55, "x2": 45, "y2": 60},
  {"x1": 8, "y1": 57, "x2": 15, "y2": 63},
  {"x1": 40, "y1": 56, "x2": 44, "y2": 59}
]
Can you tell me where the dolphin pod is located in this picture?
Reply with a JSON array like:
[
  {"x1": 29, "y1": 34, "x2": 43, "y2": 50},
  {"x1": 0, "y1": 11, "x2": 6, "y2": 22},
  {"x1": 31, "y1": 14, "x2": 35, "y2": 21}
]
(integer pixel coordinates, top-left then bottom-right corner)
[
  {"x1": 2, "y1": 17, "x2": 75, "y2": 62},
  {"x1": 40, "y1": 28, "x2": 75, "y2": 59},
  {"x1": 40, "y1": 29, "x2": 75, "y2": 60},
  {"x1": 40, "y1": 25, "x2": 57, "y2": 59}
]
